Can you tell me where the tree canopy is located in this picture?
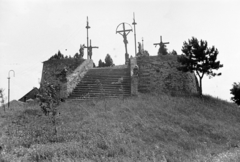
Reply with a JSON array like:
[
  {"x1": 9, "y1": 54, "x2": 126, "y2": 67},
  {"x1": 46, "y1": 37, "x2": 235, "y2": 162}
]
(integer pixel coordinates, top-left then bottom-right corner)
[
  {"x1": 98, "y1": 59, "x2": 105, "y2": 67},
  {"x1": 169, "y1": 50, "x2": 177, "y2": 55},
  {"x1": 98, "y1": 54, "x2": 114, "y2": 67},
  {"x1": 48, "y1": 50, "x2": 65, "y2": 61},
  {"x1": 105, "y1": 54, "x2": 113, "y2": 67},
  {"x1": 158, "y1": 44, "x2": 168, "y2": 55},
  {"x1": 178, "y1": 37, "x2": 223, "y2": 95}
]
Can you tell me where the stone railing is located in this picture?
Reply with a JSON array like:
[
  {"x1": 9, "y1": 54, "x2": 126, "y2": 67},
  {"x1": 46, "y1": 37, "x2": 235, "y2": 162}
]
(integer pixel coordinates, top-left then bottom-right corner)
[{"x1": 66, "y1": 59, "x2": 93, "y2": 97}]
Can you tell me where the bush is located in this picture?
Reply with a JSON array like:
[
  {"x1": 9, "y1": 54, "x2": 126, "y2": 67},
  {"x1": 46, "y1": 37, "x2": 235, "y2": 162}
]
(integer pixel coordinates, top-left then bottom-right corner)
[
  {"x1": 230, "y1": 82, "x2": 240, "y2": 106},
  {"x1": 38, "y1": 82, "x2": 61, "y2": 136}
]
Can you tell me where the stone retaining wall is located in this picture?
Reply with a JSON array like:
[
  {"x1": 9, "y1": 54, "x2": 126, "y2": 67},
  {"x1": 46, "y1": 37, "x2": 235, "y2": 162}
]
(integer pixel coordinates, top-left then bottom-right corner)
[
  {"x1": 40, "y1": 58, "x2": 89, "y2": 99},
  {"x1": 137, "y1": 55, "x2": 199, "y2": 95}
]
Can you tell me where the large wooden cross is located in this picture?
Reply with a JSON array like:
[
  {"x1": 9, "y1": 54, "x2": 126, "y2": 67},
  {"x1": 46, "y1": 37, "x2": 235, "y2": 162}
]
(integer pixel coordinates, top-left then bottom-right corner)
[
  {"x1": 116, "y1": 23, "x2": 132, "y2": 64},
  {"x1": 84, "y1": 40, "x2": 98, "y2": 59}
]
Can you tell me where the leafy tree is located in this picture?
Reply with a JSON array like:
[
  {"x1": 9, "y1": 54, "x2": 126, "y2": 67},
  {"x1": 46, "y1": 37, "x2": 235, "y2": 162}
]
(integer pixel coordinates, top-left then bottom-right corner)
[
  {"x1": 230, "y1": 82, "x2": 240, "y2": 106},
  {"x1": 57, "y1": 50, "x2": 64, "y2": 59},
  {"x1": 178, "y1": 37, "x2": 223, "y2": 95},
  {"x1": 98, "y1": 59, "x2": 105, "y2": 67},
  {"x1": 169, "y1": 50, "x2": 177, "y2": 55},
  {"x1": 158, "y1": 44, "x2": 168, "y2": 55},
  {"x1": 74, "y1": 53, "x2": 80, "y2": 59},
  {"x1": 143, "y1": 50, "x2": 150, "y2": 56},
  {"x1": 105, "y1": 54, "x2": 113, "y2": 67},
  {"x1": 98, "y1": 54, "x2": 114, "y2": 67},
  {"x1": 49, "y1": 50, "x2": 65, "y2": 61}
]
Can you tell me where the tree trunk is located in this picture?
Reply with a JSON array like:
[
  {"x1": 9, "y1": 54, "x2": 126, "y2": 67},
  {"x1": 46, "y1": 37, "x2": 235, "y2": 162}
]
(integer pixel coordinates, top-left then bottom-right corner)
[{"x1": 199, "y1": 77, "x2": 203, "y2": 96}]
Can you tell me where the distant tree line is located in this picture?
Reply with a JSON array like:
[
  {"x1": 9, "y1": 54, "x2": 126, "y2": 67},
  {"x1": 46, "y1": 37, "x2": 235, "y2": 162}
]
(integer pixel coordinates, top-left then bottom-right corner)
[
  {"x1": 158, "y1": 44, "x2": 177, "y2": 56},
  {"x1": 48, "y1": 44, "x2": 85, "y2": 61}
]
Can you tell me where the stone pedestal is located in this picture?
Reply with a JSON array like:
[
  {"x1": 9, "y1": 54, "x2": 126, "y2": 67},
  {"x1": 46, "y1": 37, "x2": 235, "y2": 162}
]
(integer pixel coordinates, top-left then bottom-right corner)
[
  {"x1": 129, "y1": 57, "x2": 138, "y2": 96},
  {"x1": 125, "y1": 53, "x2": 129, "y2": 65}
]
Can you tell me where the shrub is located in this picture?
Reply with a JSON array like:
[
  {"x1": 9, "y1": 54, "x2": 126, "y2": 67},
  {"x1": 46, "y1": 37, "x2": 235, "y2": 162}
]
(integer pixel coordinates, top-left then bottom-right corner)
[{"x1": 230, "y1": 82, "x2": 240, "y2": 106}]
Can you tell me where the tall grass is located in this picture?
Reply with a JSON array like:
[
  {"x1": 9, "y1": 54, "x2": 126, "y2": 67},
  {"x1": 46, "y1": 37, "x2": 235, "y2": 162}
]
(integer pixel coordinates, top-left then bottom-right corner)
[{"x1": 0, "y1": 94, "x2": 240, "y2": 161}]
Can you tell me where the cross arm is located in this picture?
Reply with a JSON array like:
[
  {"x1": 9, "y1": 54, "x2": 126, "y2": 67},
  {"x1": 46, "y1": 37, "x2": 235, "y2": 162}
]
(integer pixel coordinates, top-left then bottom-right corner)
[{"x1": 116, "y1": 29, "x2": 133, "y2": 33}]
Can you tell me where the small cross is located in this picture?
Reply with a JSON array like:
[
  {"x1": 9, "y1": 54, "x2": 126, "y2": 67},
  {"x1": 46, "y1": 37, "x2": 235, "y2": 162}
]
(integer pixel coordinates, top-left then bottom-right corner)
[
  {"x1": 153, "y1": 36, "x2": 169, "y2": 47},
  {"x1": 84, "y1": 40, "x2": 98, "y2": 59}
]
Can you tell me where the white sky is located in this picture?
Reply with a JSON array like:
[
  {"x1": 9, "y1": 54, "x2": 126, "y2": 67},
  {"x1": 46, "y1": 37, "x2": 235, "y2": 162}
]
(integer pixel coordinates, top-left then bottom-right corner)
[{"x1": 0, "y1": 0, "x2": 240, "y2": 102}]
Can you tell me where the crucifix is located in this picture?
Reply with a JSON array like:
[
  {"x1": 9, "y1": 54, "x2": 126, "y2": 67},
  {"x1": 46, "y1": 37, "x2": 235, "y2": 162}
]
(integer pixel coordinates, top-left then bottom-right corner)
[
  {"x1": 153, "y1": 36, "x2": 169, "y2": 55},
  {"x1": 84, "y1": 40, "x2": 98, "y2": 59},
  {"x1": 116, "y1": 23, "x2": 132, "y2": 64}
]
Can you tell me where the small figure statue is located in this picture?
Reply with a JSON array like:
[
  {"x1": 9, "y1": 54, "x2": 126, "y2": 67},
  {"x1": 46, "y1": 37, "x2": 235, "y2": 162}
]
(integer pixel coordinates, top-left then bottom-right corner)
[
  {"x1": 79, "y1": 44, "x2": 85, "y2": 58},
  {"x1": 89, "y1": 48, "x2": 92, "y2": 59},
  {"x1": 133, "y1": 65, "x2": 139, "y2": 76},
  {"x1": 138, "y1": 42, "x2": 142, "y2": 54}
]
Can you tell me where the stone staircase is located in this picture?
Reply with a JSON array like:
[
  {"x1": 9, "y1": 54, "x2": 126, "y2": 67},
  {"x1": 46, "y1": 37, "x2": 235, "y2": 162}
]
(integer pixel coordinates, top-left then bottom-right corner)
[{"x1": 68, "y1": 67, "x2": 131, "y2": 100}]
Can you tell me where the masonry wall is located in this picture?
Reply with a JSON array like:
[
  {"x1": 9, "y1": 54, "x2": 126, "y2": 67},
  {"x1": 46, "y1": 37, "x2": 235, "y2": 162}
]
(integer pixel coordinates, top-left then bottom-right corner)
[
  {"x1": 40, "y1": 58, "x2": 86, "y2": 98},
  {"x1": 137, "y1": 55, "x2": 199, "y2": 95}
]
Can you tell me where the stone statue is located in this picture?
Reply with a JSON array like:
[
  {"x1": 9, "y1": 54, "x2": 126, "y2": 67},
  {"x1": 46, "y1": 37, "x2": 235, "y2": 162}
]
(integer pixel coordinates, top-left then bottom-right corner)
[
  {"x1": 138, "y1": 42, "x2": 142, "y2": 54},
  {"x1": 89, "y1": 48, "x2": 92, "y2": 59},
  {"x1": 79, "y1": 44, "x2": 84, "y2": 58},
  {"x1": 133, "y1": 65, "x2": 139, "y2": 76}
]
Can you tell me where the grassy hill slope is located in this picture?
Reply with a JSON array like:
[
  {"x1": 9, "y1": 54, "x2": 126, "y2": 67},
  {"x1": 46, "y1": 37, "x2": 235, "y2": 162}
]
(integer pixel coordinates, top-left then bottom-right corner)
[{"x1": 1, "y1": 94, "x2": 240, "y2": 162}]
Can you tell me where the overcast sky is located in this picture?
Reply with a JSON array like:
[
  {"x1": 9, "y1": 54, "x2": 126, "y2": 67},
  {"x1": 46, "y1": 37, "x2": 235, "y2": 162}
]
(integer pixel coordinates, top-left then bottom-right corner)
[{"x1": 0, "y1": 0, "x2": 240, "y2": 102}]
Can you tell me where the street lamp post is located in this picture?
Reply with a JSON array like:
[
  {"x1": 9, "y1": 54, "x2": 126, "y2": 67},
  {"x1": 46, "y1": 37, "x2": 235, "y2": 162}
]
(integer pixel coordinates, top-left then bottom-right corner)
[{"x1": 8, "y1": 70, "x2": 15, "y2": 108}]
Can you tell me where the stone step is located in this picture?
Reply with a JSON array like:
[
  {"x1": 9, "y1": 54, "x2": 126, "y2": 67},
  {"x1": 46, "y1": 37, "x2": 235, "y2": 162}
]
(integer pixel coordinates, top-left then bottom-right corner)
[
  {"x1": 73, "y1": 87, "x2": 130, "y2": 91},
  {"x1": 80, "y1": 79, "x2": 130, "y2": 83},
  {"x1": 68, "y1": 95, "x2": 128, "y2": 100},
  {"x1": 70, "y1": 91, "x2": 130, "y2": 96},
  {"x1": 71, "y1": 90, "x2": 130, "y2": 94},
  {"x1": 87, "y1": 69, "x2": 129, "y2": 73},
  {"x1": 75, "y1": 82, "x2": 131, "y2": 86},
  {"x1": 71, "y1": 88, "x2": 130, "y2": 92},
  {"x1": 72, "y1": 86, "x2": 130, "y2": 90},
  {"x1": 69, "y1": 92, "x2": 130, "y2": 96},
  {"x1": 69, "y1": 92, "x2": 130, "y2": 97},
  {"x1": 89, "y1": 67, "x2": 129, "y2": 71},
  {"x1": 87, "y1": 72, "x2": 130, "y2": 76},
  {"x1": 68, "y1": 67, "x2": 131, "y2": 100},
  {"x1": 83, "y1": 75, "x2": 130, "y2": 78},
  {"x1": 85, "y1": 74, "x2": 130, "y2": 77}
]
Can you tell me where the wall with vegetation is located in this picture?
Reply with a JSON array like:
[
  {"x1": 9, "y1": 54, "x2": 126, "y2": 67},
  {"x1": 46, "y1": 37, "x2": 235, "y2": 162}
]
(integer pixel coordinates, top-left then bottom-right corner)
[
  {"x1": 137, "y1": 55, "x2": 199, "y2": 95},
  {"x1": 40, "y1": 58, "x2": 87, "y2": 98}
]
